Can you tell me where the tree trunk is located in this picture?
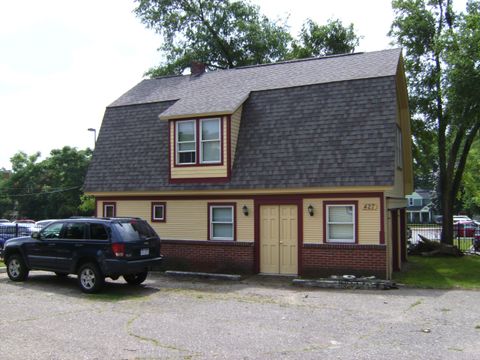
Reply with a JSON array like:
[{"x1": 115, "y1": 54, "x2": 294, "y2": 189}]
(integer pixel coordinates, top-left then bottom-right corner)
[{"x1": 441, "y1": 193, "x2": 454, "y2": 245}]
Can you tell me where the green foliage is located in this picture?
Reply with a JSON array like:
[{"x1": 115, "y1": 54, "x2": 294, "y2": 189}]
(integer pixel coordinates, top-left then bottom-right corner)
[
  {"x1": 390, "y1": 0, "x2": 480, "y2": 242},
  {"x1": 78, "y1": 194, "x2": 96, "y2": 215},
  {"x1": 289, "y1": 18, "x2": 360, "y2": 59},
  {"x1": 135, "y1": 0, "x2": 292, "y2": 76},
  {"x1": 0, "y1": 147, "x2": 93, "y2": 220},
  {"x1": 134, "y1": 0, "x2": 359, "y2": 76},
  {"x1": 461, "y1": 139, "x2": 480, "y2": 215}
]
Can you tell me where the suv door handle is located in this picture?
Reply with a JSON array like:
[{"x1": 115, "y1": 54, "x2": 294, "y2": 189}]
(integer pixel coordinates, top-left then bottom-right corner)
[
  {"x1": 47, "y1": 243, "x2": 56, "y2": 246},
  {"x1": 75, "y1": 244, "x2": 84, "y2": 247}
]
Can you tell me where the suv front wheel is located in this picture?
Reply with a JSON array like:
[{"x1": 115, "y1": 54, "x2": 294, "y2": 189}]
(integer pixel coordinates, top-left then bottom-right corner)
[
  {"x1": 77, "y1": 263, "x2": 104, "y2": 293},
  {"x1": 6, "y1": 254, "x2": 29, "y2": 282}
]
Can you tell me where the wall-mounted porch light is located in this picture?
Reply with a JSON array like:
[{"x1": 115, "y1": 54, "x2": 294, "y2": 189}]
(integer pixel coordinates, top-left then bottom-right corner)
[
  {"x1": 308, "y1": 204, "x2": 314, "y2": 216},
  {"x1": 242, "y1": 205, "x2": 249, "y2": 216}
]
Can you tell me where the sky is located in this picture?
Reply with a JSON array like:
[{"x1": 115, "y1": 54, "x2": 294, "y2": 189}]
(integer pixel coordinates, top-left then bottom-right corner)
[{"x1": 0, "y1": 0, "x2": 397, "y2": 170}]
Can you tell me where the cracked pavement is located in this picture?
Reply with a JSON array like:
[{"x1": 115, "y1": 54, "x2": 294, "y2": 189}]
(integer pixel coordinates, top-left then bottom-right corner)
[{"x1": 0, "y1": 271, "x2": 479, "y2": 359}]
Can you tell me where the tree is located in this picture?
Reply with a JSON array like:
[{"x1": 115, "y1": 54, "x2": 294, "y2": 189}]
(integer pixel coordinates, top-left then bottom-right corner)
[
  {"x1": 0, "y1": 147, "x2": 93, "y2": 220},
  {"x1": 460, "y1": 139, "x2": 480, "y2": 216},
  {"x1": 289, "y1": 18, "x2": 360, "y2": 59},
  {"x1": 134, "y1": 0, "x2": 292, "y2": 76},
  {"x1": 390, "y1": 0, "x2": 480, "y2": 244},
  {"x1": 134, "y1": 0, "x2": 360, "y2": 76}
]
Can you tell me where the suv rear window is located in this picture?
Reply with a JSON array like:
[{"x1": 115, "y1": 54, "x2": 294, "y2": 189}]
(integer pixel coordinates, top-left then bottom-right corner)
[{"x1": 113, "y1": 221, "x2": 157, "y2": 242}]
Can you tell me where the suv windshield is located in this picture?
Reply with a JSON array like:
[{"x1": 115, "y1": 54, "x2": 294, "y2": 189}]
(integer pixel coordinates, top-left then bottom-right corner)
[{"x1": 113, "y1": 220, "x2": 157, "y2": 242}]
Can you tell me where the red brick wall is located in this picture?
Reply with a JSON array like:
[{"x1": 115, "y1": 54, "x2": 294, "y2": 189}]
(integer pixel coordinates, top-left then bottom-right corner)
[
  {"x1": 302, "y1": 244, "x2": 387, "y2": 279},
  {"x1": 160, "y1": 240, "x2": 255, "y2": 274}
]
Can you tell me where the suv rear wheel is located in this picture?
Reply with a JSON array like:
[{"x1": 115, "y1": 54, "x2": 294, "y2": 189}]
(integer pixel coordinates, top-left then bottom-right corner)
[
  {"x1": 6, "y1": 254, "x2": 29, "y2": 282},
  {"x1": 123, "y1": 271, "x2": 148, "y2": 285},
  {"x1": 77, "y1": 263, "x2": 104, "y2": 293}
]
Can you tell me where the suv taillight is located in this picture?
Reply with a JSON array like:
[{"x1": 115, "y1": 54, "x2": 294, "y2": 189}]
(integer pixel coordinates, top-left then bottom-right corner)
[{"x1": 111, "y1": 243, "x2": 125, "y2": 257}]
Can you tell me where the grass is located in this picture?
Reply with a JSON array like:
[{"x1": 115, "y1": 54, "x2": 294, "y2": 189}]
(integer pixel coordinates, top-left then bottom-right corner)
[
  {"x1": 0, "y1": 260, "x2": 4, "y2": 267},
  {"x1": 394, "y1": 255, "x2": 480, "y2": 289}
]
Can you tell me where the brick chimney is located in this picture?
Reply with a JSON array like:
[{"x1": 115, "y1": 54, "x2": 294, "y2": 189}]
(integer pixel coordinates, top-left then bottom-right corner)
[{"x1": 190, "y1": 61, "x2": 206, "y2": 76}]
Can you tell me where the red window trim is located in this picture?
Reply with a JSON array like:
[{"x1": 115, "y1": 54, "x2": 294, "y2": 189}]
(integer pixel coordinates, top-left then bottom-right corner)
[
  {"x1": 102, "y1": 202, "x2": 116, "y2": 218},
  {"x1": 173, "y1": 117, "x2": 224, "y2": 167},
  {"x1": 323, "y1": 200, "x2": 359, "y2": 244},
  {"x1": 207, "y1": 202, "x2": 237, "y2": 241},
  {"x1": 151, "y1": 202, "x2": 166, "y2": 223}
]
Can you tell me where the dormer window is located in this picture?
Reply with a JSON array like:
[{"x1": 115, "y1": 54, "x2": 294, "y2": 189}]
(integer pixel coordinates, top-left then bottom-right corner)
[
  {"x1": 200, "y1": 118, "x2": 221, "y2": 163},
  {"x1": 176, "y1": 120, "x2": 196, "y2": 164},
  {"x1": 175, "y1": 118, "x2": 222, "y2": 165}
]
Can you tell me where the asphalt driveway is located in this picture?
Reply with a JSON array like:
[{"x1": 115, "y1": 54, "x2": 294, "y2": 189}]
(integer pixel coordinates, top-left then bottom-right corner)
[{"x1": 0, "y1": 271, "x2": 479, "y2": 359}]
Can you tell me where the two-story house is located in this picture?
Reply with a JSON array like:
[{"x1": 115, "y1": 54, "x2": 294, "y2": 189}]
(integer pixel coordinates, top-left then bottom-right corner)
[
  {"x1": 406, "y1": 189, "x2": 435, "y2": 223},
  {"x1": 84, "y1": 49, "x2": 413, "y2": 279}
]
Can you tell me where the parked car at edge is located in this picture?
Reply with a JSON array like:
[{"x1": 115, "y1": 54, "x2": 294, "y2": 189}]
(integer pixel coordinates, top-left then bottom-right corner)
[
  {"x1": 0, "y1": 224, "x2": 33, "y2": 249},
  {"x1": 455, "y1": 220, "x2": 477, "y2": 238},
  {"x1": 35, "y1": 219, "x2": 57, "y2": 228},
  {"x1": 453, "y1": 215, "x2": 471, "y2": 222},
  {"x1": 0, "y1": 219, "x2": 11, "y2": 224},
  {"x1": 0, "y1": 217, "x2": 163, "y2": 293}
]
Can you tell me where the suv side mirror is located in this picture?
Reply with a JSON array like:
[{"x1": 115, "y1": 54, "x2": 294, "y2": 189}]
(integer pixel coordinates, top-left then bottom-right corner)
[{"x1": 31, "y1": 232, "x2": 40, "y2": 239}]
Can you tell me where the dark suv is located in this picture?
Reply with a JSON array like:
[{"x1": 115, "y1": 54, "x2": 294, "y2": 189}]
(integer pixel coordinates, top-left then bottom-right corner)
[{"x1": 0, "y1": 218, "x2": 163, "y2": 293}]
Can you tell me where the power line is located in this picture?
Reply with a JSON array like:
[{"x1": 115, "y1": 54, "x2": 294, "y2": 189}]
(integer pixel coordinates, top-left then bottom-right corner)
[{"x1": 0, "y1": 186, "x2": 81, "y2": 198}]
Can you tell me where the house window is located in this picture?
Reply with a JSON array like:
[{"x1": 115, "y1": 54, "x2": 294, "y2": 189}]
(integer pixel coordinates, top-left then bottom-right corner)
[
  {"x1": 396, "y1": 126, "x2": 403, "y2": 169},
  {"x1": 151, "y1": 202, "x2": 166, "y2": 222},
  {"x1": 103, "y1": 202, "x2": 116, "y2": 218},
  {"x1": 175, "y1": 118, "x2": 221, "y2": 165},
  {"x1": 176, "y1": 120, "x2": 196, "y2": 164},
  {"x1": 209, "y1": 204, "x2": 234, "y2": 240},
  {"x1": 325, "y1": 204, "x2": 356, "y2": 243},
  {"x1": 200, "y1": 118, "x2": 221, "y2": 163}
]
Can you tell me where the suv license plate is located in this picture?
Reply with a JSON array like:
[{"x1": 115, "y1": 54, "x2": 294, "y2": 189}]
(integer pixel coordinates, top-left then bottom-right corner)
[{"x1": 140, "y1": 248, "x2": 149, "y2": 256}]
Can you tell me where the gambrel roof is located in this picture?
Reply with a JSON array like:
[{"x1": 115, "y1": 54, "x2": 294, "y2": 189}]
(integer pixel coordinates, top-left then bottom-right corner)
[
  {"x1": 84, "y1": 49, "x2": 404, "y2": 192},
  {"x1": 111, "y1": 49, "x2": 401, "y2": 119}
]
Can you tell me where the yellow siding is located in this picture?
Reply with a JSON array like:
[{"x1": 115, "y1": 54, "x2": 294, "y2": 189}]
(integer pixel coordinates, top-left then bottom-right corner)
[
  {"x1": 170, "y1": 117, "x2": 228, "y2": 179},
  {"x1": 303, "y1": 199, "x2": 324, "y2": 244},
  {"x1": 230, "y1": 105, "x2": 242, "y2": 165},
  {"x1": 99, "y1": 199, "x2": 254, "y2": 242},
  {"x1": 358, "y1": 198, "x2": 381, "y2": 245},
  {"x1": 303, "y1": 198, "x2": 381, "y2": 245}
]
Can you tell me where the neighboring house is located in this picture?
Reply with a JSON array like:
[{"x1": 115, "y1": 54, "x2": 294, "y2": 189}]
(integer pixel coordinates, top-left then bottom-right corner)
[
  {"x1": 406, "y1": 189, "x2": 435, "y2": 223},
  {"x1": 84, "y1": 49, "x2": 413, "y2": 279}
]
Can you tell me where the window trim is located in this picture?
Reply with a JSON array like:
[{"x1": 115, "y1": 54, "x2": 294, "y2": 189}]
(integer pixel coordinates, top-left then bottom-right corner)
[
  {"x1": 208, "y1": 203, "x2": 236, "y2": 241},
  {"x1": 323, "y1": 201, "x2": 358, "y2": 244},
  {"x1": 176, "y1": 120, "x2": 197, "y2": 165},
  {"x1": 103, "y1": 202, "x2": 116, "y2": 218},
  {"x1": 173, "y1": 117, "x2": 223, "y2": 167},
  {"x1": 151, "y1": 202, "x2": 166, "y2": 223},
  {"x1": 200, "y1": 118, "x2": 222, "y2": 164}
]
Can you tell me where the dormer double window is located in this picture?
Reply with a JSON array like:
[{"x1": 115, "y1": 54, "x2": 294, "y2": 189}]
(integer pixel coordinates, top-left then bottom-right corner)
[
  {"x1": 168, "y1": 107, "x2": 241, "y2": 183},
  {"x1": 176, "y1": 118, "x2": 222, "y2": 165}
]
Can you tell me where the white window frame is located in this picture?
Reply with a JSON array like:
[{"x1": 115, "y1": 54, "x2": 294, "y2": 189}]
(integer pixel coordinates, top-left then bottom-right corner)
[
  {"x1": 176, "y1": 120, "x2": 197, "y2": 165},
  {"x1": 326, "y1": 204, "x2": 355, "y2": 243},
  {"x1": 210, "y1": 205, "x2": 234, "y2": 241},
  {"x1": 152, "y1": 204, "x2": 165, "y2": 221},
  {"x1": 103, "y1": 204, "x2": 115, "y2": 218},
  {"x1": 200, "y1": 118, "x2": 221, "y2": 164}
]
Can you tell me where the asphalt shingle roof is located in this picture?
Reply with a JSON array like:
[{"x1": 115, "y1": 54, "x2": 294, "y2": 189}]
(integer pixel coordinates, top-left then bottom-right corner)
[
  {"x1": 110, "y1": 49, "x2": 402, "y2": 120},
  {"x1": 84, "y1": 52, "x2": 400, "y2": 192}
]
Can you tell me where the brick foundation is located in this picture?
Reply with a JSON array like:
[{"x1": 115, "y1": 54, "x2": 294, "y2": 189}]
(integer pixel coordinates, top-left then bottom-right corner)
[
  {"x1": 302, "y1": 244, "x2": 387, "y2": 279},
  {"x1": 160, "y1": 240, "x2": 255, "y2": 274}
]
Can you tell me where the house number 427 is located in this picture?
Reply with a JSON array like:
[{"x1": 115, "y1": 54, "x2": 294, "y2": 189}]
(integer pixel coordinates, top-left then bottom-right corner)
[{"x1": 363, "y1": 203, "x2": 378, "y2": 211}]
